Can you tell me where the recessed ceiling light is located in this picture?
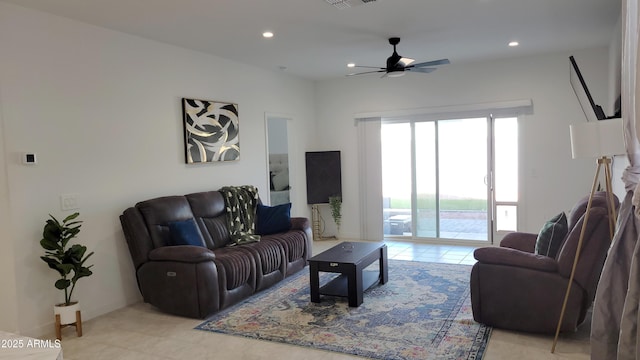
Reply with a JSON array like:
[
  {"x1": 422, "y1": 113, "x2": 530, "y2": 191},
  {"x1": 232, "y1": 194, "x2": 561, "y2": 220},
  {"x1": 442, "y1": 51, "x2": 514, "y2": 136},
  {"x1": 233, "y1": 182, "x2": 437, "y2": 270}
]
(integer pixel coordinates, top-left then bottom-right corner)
[
  {"x1": 347, "y1": 63, "x2": 356, "y2": 68},
  {"x1": 263, "y1": 31, "x2": 274, "y2": 38},
  {"x1": 508, "y1": 41, "x2": 519, "y2": 47}
]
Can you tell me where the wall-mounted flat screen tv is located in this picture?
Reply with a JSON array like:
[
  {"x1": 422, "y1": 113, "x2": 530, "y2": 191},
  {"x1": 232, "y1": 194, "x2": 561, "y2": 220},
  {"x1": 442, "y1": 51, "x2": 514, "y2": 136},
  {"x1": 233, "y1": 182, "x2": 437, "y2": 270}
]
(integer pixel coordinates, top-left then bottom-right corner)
[
  {"x1": 569, "y1": 55, "x2": 607, "y2": 122},
  {"x1": 305, "y1": 151, "x2": 342, "y2": 204}
]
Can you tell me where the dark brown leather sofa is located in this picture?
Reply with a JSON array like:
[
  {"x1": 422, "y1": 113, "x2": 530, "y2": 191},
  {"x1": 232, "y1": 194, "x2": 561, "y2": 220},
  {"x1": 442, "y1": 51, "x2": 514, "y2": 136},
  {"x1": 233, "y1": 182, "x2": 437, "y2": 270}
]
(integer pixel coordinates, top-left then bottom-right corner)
[
  {"x1": 470, "y1": 192, "x2": 618, "y2": 333},
  {"x1": 120, "y1": 190, "x2": 312, "y2": 319}
]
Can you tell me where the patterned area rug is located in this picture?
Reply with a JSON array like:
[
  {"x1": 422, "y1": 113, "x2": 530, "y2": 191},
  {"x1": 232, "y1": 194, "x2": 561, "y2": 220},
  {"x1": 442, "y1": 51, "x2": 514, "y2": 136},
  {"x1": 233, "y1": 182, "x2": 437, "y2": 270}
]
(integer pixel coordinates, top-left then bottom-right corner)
[{"x1": 196, "y1": 260, "x2": 491, "y2": 360}]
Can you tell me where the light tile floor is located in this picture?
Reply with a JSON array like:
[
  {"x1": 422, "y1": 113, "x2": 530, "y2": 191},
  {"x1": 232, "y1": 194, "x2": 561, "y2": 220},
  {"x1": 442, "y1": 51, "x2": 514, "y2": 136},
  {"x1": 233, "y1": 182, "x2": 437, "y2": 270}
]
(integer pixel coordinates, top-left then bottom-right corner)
[
  {"x1": 382, "y1": 240, "x2": 478, "y2": 265},
  {"x1": 54, "y1": 239, "x2": 589, "y2": 360}
]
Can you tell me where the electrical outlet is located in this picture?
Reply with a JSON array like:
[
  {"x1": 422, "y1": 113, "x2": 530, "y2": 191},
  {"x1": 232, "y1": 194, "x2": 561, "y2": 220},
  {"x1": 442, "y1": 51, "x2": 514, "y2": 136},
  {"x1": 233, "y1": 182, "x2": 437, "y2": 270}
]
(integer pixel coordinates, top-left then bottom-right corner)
[{"x1": 60, "y1": 193, "x2": 80, "y2": 211}]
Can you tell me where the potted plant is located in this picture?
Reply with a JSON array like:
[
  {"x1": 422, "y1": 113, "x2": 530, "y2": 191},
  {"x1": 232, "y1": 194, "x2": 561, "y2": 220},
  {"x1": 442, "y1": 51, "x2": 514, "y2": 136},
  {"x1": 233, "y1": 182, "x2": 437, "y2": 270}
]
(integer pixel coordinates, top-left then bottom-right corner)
[
  {"x1": 40, "y1": 212, "x2": 93, "y2": 327},
  {"x1": 328, "y1": 195, "x2": 342, "y2": 233}
]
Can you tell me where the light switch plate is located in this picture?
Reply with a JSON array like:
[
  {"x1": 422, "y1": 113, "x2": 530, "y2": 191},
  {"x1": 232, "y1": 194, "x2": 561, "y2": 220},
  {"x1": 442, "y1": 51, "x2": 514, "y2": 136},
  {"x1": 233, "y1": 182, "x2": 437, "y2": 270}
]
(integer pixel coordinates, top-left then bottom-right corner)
[{"x1": 23, "y1": 153, "x2": 37, "y2": 165}]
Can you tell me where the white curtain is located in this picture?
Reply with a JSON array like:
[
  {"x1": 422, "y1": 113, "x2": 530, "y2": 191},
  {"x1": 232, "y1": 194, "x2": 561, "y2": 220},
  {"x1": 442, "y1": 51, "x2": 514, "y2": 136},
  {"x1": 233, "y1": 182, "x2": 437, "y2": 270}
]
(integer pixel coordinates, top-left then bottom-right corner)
[
  {"x1": 591, "y1": 0, "x2": 640, "y2": 358},
  {"x1": 356, "y1": 118, "x2": 384, "y2": 241}
]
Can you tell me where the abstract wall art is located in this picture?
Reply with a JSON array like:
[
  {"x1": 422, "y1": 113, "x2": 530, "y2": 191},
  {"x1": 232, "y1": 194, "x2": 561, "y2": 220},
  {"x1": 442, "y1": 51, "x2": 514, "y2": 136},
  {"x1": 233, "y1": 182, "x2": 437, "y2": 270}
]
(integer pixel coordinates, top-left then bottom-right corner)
[{"x1": 182, "y1": 98, "x2": 240, "y2": 163}]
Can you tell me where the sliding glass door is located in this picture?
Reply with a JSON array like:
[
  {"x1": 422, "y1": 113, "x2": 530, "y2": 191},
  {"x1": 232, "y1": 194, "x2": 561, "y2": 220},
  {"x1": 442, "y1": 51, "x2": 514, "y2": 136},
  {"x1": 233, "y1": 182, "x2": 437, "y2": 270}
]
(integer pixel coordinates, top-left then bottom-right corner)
[
  {"x1": 434, "y1": 118, "x2": 488, "y2": 240},
  {"x1": 381, "y1": 123, "x2": 412, "y2": 236},
  {"x1": 382, "y1": 116, "x2": 518, "y2": 243},
  {"x1": 414, "y1": 122, "x2": 437, "y2": 238}
]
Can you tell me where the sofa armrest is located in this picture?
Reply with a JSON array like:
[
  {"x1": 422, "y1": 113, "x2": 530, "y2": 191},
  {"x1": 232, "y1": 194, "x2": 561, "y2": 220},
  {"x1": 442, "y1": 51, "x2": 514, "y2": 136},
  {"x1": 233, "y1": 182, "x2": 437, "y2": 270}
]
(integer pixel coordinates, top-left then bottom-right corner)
[
  {"x1": 291, "y1": 217, "x2": 310, "y2": 231},
  {"x1": 291, "y1": 217, "x2": 312, "y2": 262},
  {"x1": 474, "y1": 247, "x2": 558, "y2": 272},
  {"x1": 499, "y1": 232, "x2": 538, "y2": 253},
  {"x1": 148, "y1": 246, "x2": 215, "y2": 263}
]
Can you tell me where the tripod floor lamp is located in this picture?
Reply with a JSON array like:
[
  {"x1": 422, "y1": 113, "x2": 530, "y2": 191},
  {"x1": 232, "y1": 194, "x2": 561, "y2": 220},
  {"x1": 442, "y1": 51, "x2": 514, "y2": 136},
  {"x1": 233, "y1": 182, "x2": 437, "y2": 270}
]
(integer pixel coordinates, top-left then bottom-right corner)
[{"x1": 551, "y1": 117, "x2": 625, "y2": 353}]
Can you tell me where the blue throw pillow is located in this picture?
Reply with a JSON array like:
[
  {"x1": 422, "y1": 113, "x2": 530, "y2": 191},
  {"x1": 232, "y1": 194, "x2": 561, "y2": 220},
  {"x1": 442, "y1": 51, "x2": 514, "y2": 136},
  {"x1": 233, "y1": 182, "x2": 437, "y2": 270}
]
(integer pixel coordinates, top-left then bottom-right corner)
[
  {"x1": 256, "y1": 203, "x2": 292, "y2": 235},
  {"x1": 168, "y1": 218, "x2": 205, "y2": 247}
]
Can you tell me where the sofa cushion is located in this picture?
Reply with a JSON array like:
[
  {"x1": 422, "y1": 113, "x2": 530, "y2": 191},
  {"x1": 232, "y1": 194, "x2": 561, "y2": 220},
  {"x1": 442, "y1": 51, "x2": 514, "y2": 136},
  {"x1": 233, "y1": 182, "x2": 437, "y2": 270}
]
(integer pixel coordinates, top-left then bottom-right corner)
[
  {"x1": 168, "y1": 218, "x2": 206, "y2": 247},
  {"x1": 256, "y1": 203, "x2": 292, "y2": 235},
  {"x1": 214, "y1": 247, "x2": 255, "y2": 291},
  {"x1": 534, "y1": 212, "x2": 568, "y2": 258}
]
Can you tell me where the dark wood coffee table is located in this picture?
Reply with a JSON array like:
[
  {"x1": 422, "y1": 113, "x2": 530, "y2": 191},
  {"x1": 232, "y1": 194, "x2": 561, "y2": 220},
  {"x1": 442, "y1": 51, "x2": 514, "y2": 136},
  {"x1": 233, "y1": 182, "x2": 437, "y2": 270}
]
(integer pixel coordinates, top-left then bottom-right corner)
[{"x1": 308, "y1": 241, "x2": 388, "y2": 307}]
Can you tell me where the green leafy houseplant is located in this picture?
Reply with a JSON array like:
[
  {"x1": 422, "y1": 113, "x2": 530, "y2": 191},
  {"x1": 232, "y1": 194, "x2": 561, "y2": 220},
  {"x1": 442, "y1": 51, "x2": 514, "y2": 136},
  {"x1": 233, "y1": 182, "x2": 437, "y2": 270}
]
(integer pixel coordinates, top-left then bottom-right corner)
[
  {"x1": 40, "y1": 212, "x2": 94, "y2": 306},
  {"x1": 328, "y1": 196, "x2": 342, "y2": 231}
]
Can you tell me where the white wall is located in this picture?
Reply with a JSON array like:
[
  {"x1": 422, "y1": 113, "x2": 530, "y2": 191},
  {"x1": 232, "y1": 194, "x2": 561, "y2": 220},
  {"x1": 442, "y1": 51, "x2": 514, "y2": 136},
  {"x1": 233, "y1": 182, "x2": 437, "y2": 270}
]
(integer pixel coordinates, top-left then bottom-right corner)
[
  {"x1": 0, "y1": 3, "x2": 316, "y2": 336},
  {"x1": 0, "y1": 101, "x2": 19, "y2": 333},
  {"x1": 314, "y1": 47, "x2": 613, "y2": 238},
  {"x1": 609, "y1": 14, "x2": 623, "y2": 115}
]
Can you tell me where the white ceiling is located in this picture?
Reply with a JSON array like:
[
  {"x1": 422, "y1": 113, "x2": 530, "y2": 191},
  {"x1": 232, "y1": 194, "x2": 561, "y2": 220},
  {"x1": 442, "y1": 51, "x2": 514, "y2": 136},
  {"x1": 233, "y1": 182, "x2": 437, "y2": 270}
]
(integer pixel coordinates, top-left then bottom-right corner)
[{"x1": 1, "y1": 0, "x2": 621, "y2": 80}]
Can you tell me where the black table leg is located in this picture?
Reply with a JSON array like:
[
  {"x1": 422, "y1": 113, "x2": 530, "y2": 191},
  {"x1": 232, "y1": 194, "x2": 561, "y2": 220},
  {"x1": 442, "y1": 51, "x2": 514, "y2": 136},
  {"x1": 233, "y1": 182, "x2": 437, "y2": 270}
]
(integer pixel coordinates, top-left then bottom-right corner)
[
  {"x1": 310, "y1": 262, "x2": 320, "y2": 303},
  {"x1": 347, "y1": 264, "x2": 364, "y2": 307},
  {"x1": 380, "y1": 245, "x2": 388, "y2": 284}
]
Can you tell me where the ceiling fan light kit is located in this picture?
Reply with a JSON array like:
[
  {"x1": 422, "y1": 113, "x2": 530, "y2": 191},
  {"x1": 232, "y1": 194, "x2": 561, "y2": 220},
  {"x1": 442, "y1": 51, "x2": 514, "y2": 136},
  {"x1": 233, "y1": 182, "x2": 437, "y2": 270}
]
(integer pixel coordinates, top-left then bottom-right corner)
[{"x1": 348, "y1": 37, "x2": 450, "y2": 77}]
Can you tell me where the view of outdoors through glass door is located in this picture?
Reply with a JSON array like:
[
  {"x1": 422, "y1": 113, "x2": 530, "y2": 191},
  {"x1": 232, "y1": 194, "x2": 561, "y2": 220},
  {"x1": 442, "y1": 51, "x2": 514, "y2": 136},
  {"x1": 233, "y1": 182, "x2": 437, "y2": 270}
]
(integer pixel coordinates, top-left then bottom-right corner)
[{"x1": 382, "y1": 116, "x2": 518, "y2": 242}]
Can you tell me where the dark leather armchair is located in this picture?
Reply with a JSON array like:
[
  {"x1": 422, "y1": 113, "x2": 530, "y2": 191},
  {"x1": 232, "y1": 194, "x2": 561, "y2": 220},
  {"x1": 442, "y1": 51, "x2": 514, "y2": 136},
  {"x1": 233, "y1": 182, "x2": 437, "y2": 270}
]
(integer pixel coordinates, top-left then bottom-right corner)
[{"x1": 470, "y1": 192, "x2": 618, "y2": 333}]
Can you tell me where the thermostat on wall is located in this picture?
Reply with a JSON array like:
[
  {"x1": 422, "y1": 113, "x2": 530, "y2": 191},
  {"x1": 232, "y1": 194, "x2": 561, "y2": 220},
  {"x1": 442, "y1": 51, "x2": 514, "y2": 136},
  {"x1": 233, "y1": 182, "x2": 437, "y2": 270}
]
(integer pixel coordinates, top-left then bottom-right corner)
[{"x1": 23, "y1": 153, "x2": 37, "y2": 165}]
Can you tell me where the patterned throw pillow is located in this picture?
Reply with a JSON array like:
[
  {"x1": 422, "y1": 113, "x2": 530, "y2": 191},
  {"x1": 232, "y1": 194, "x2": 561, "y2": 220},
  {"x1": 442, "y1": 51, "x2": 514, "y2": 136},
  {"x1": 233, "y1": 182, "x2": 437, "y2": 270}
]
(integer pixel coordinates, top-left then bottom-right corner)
[
  {"x1": 534, "y1": 212, "x2": 568, "y2": 258},
  {"x1": 220, "y1": 185, "x2": 261, "y2": 246}
]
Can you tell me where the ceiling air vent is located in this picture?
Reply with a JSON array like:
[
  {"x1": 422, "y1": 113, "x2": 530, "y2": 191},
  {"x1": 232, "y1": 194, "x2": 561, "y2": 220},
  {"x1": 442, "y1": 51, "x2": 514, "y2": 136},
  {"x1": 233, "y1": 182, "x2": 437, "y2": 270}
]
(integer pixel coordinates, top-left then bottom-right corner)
[{"x1": 325, "y1": 0, "x2": 377, "y2": 9}]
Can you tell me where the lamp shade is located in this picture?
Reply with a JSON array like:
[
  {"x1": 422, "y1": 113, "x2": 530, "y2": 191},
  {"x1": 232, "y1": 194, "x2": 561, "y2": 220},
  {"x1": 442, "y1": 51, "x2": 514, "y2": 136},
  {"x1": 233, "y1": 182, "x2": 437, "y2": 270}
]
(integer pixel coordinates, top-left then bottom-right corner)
[{"x1": 569, "y1": 118, "x2": 625, "y2": 159}]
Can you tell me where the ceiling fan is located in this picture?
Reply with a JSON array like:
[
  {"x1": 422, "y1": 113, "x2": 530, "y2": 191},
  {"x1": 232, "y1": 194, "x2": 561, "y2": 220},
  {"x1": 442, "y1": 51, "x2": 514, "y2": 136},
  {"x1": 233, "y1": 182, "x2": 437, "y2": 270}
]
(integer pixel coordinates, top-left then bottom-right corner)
[{"x1": 348, "y1": 37, "x2": 450, "y2": 77}]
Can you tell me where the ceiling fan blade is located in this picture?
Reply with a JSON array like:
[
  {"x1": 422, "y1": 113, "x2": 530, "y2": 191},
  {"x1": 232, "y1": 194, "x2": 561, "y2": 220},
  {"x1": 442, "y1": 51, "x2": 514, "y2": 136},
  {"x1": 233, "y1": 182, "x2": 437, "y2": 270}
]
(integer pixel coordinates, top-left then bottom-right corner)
[
  {"x1": 399, "y1": 57, "x2": 414, "y2": 66},
  {"x1": 406, "y1": 67, "x2": 437, "y2": 73},
  {"x1": 409, "y1": 59, "x2": 451, "y2": 68},
  {"x1": 352, "y1": 65, "x2": 385, "y2": 69},
  {"x1": 347, "y1": 70, "x2": 386, "y2": 76}
]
